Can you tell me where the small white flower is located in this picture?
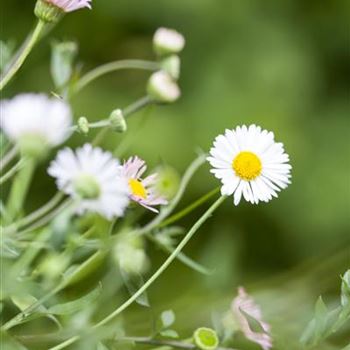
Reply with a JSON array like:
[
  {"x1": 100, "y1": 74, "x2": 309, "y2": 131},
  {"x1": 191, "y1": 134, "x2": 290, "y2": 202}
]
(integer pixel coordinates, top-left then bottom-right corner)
[
  {"x1": 0, "y1": 93, "x2": 72, "y2": 147},
  {"x1": 48, "y1": 144, "x2": 129, "y2": 219},
  {"x1": 147, "y1": 71, "x2": 181, "y2": 103},
  {"x1": 153, "y1": 27, "x2": 185, "y2": 55},
  {"x1": 208, "y1": 124, "x2": 291, "y2": 205},
  {"x1": 119, "y1": 156, "x2": 168, "y2": 213},
  {"x1": 231, "y1": 287, "x2": 272, "y2": 350},
  {"x1": 46, "y1": 0, "x2": 92, "y2": 12}
]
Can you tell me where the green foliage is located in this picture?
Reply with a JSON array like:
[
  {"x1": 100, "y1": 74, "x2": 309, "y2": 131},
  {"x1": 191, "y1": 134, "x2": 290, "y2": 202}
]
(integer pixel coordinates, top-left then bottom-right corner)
[{"x1": 300, "y1": 270, "x2": 350, "y2": 347}]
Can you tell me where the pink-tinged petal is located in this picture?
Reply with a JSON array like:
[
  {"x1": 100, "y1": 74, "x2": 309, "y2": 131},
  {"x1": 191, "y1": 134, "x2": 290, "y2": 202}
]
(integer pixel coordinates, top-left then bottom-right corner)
[{"x1": 231, "y1": 287, "x2": 272, "y2": 350}]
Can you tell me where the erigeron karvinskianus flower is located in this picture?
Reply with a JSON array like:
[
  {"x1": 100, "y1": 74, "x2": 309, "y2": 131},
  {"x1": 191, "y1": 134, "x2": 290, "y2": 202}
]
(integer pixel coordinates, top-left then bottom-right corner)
[
  {"x1": 153, "y1": 27, "x2": 185, "y2": 56},
  {"x1": 208, "y1": 124, "x2": 291, "y2": 205},
  {"x1": 120, "y1": 156, "x2": 168, "y2": 213},
  {"x1": 231, "y1": 287, "x2": 272, "y2": 350},
  {"x1": 35, "y1": 0, "x2": 91, "y2": 22},
  {"x1": 0, "y1": 93, "x2": 72, "y2": 158},
  {"x1": 48, "y1": 144, "x2": 129, "y2": 219},
  {"x1": 147, "y1": 70, "x2": 181, "y2": 103}
]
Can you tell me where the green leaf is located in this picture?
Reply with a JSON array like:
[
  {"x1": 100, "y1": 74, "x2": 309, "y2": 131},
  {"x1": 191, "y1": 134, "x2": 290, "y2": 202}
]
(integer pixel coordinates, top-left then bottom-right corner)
[
  {"x1": 160, "y1": 310, "x2": 176, "y2": 328},
  {"x1": 63, "y1": 250, "x2": 107, "y2": 286},
  {"x1": 341, "y1": 270, "x2": 350, "y2": 307},
  {"x1": 160, "y1": 329, "x2": 179, "y2": 338},
  {"x1": 51, "y1": 40, "x2": 78, "y2": 89},
  {"x1": 240, "y1": 308, "x2": 266, "y2": 334},
  {"x1": 314, "y1": 296, "x2": 328, "y2": 341},
  {"x1": 97, "y1": 342, "x2": 109, "y2": 350},
  {"x1": 120, "y1": 270, "x2": 150, "y2": 307},
  {"x1": 48, "y1": 283, "x2": 102, "y2": 315},
  {"x1": 0, "y1": 40, "x2": 16, "y2": 73}
]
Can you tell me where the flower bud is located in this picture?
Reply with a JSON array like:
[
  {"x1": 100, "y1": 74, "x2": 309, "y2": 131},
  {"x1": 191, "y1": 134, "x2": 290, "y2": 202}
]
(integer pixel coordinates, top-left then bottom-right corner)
[
  {"x1": 153, "y1": 28, "x2": 185, "y2": 56},
  {"x1": 113, "y1": 234, "x2": 149, "y2": 275},
  {"x1": 109, "y1": 109, "x2": 127, "y2": 133},
  {"x1": 160, "y1": 55, "x2": 181, "y2": 80},
  {"x1": 35, "y1": 0, "x2": 63, "y2": 23},
  {"x1": 155, "y1": 164, "x2": 180, "y2": 200},
  {"x1": 77, "y1": 116, "x2": 89, "y2": 135},
  {"x1": 147, "y1": 71, "x2": 180, "y2": 103},
  {"x1": 193, "y1": 328, "x2": 219, "y2": 350}
]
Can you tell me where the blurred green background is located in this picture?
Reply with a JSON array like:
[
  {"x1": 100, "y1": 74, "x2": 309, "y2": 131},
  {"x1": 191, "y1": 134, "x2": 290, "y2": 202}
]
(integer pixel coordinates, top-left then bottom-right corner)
[{"x1": 2, "y1": 0, "x2": 350, "y2": 348}]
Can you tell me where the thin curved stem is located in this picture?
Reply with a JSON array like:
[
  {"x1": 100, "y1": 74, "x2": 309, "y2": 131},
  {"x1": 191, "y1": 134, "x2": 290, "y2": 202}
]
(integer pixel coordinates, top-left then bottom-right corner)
[
  {"x1": 0, "y1": 158, "x2": 26, "y2": 185},
  {"x1": 92, "y1": 96, "x2": 152, "y2": 146},
  {"x1": 49, "y1": 196, "x2": 226, "y2": 350},
  {"x1": 158, "y1": 186, "x2": 221, "y2": 229},
  {"x1": 136, "y1": 153, "x2": 207, "y2": 236},
  {"x1": 15, "y1": 192, "x2": 65, "y2": 228},
  {"x1": 0, "y1": 20, "x2": 46, "y2": 90},
  {"x1": 72, "y1": 60, "x2": 159, "y2": 95},
  {"x1": 0, "y1": 146, "x2": 18, "y2": 171}
]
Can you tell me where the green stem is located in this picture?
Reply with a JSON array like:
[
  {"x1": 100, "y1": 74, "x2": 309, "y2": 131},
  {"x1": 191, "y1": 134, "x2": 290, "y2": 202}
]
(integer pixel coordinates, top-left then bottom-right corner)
[
  {"x1": 6, "y1": 159, "x2": 36, "y2": 222},
  {"x1": 92, "y1": 96, "x2": 152, "y2": 146},
  {"x1": 120, "y1": 337, "x2": 237, "y2": 350},
  {"x1": 136, "y1": 153, "x2": 207, "y2": 236},
  {"x1": 0, "y1": 20, "x2": 46, "y2": 90},
  {"x1": 15, "y1": 192, "x2": 65, "y2": 229},
  {"x1": 0, "y1": 146, "x2": 18, "y2": 170},
  {"x1": 0, "y1": 158, "x2": 26, "y2": 185},
  {"x1": 158, "y1": 186, "x2": 221, "y2": 228},
  {"x1": 49, "y1": 196, "x2": 226, "y2": 350},
  {"x1": 72, "y1": 60, "x2": 159, "y2": 95}
]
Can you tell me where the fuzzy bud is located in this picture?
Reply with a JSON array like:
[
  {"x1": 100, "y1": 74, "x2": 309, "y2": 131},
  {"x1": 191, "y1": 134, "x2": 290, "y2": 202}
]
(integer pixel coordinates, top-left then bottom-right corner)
[
  {"x1": 109, "y1": 109, "x2": 127, "y2": 133},
  {"x1": 73, "y1": 174, "x2": 101, "y2": 199},
  {"x1": 77, "y1": 116, "x2": 89, "y2": 135},
  {"x1": 160, "y1": 55, "x2": 181, "y2": 80},
  {"x1": 153, "y1": 28, "x2": 185, "y2": 56},
  {"x1": 147, "y1": 71, "x2": 180, "y2": 103}
]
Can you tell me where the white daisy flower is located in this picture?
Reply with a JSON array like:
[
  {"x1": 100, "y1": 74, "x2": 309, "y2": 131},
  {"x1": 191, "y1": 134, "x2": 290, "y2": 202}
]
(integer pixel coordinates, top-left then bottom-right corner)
[
  {"x1": 0, "y1": 94, "x2": 72, "y2": 155},
  {"x1": 231, "y1": 287, "x2": 272, "y2": 350},
  {"x1": 207, "y1": 124, "x2": 291, "y2": 205},
  {"x1": 48, "y1": 144, "x2": 130, "y2": 219},
  {"x1": 119, "y1": 156, "x2": 168, "y2": 213},
  {"x1": 153, "y1": 27, "x2": 185, "y2": 55}
]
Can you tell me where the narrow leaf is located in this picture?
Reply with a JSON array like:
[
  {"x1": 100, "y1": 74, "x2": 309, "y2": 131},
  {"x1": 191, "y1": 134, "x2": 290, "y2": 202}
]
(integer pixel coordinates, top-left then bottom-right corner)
[{"x1": 48, "y1": 283, "x2": 102, "y2": 315}]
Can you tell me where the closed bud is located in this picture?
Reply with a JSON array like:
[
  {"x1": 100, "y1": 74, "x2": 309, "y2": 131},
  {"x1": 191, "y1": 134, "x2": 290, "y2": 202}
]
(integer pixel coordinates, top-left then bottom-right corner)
[
  {"x1": 153, "y1": 28, "x2": 185, "y2": 56},
  {"x1": 109, "y1": 109, "x2": 127, "y2": 133},
  {"x1": 147, "y1": 71, "x2": 180, "y2": 103},
  {"x1": 113, "y1": 234, "x2": 149, "y2": 275},
  {"x1": 193, "y1": 328, "x2": 219, "y2": 350},
  {"x1": 77, "y1": 116, "x2": 89, "y2": 135},
  {"x1": 160, "y1": 55, "x2": 181, "y2": 80}
]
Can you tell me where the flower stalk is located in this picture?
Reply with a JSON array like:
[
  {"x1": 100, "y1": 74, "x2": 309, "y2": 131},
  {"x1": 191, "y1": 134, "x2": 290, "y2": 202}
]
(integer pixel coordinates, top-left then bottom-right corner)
[{"x1": 0, "y1": 20, "x2": 46, "y2": 91}]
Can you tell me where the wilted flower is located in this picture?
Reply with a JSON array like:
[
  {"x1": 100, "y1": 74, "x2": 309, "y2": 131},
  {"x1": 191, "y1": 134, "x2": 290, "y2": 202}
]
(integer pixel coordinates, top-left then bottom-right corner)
[
  {"x1": 120, "y1": 156, "x2": 168, "y2": 213},
  {"x1": 147, "y1": 70, "x2": 181, "y2": 103},
  {"x1": 48, "y1": 144, "x2": 129, "y2": 219},
  {"x1": 208, "y1": 124, "x2": 291, "y2": 205},
  {"x1": 231, "y1": 287, "x2": 272, "y2": 350},
  {"x1": 0, "y1": 93, "x2": 72, "y2": 157},
  {"x1": 153, "y1": 27, "x2": 185, "y2": 55}
]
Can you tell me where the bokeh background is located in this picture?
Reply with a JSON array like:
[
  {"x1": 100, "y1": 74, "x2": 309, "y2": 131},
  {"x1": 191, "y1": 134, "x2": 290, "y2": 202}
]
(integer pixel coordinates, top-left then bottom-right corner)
[{"x1": 2, "y1": 0, "x2": 350, "y2": 349}]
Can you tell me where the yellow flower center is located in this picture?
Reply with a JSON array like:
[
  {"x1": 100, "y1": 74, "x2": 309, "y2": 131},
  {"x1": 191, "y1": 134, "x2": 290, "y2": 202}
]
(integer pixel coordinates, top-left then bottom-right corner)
[
  {"x1": 232, "y1": 151, "x2": 262, "y2": 181},
  {"x1": 129, "y1": 179, "x2": 147, "y2": 199}
]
